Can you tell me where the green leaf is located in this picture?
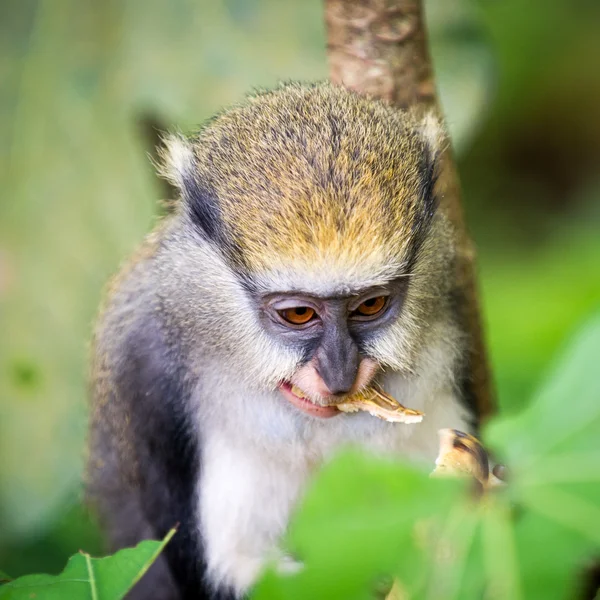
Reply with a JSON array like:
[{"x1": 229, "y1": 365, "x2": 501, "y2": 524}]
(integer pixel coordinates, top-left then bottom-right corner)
[
  {"x1": 418, "y1": 313, "x2": 600, "y2": 600},
  {"x1": 0, "y1": 571, "x2": 11, "y2": 583},
  {"x1": 0, "y1": 529, "x2": 174, "y2": 600},
  {"x1": 252, "y1": 451, "x2": 465, "y2": 600},
  {"x1": 487, "y1": 313, "x2": 600, "y2": 464},
  {"x1": 484, "y1": 313, "x2": 600, "y2": 599}
]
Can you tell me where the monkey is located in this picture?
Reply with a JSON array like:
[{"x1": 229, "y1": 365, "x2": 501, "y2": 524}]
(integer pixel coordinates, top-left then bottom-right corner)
[{"x1": 87, "y1": 81, "x2": 476, "y2": 600}]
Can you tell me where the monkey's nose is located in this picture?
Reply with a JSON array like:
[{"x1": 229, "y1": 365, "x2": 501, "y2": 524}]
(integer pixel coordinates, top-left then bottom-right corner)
[
  {"x1": 315, "y1": 358, "x2": 359, "y2": 398},
  {"x1": 315, "y1": 349, "x2": 359, "y2": 399},
  {"x1": 315, "y1": 323, "x2": 360, "y2": 399}
]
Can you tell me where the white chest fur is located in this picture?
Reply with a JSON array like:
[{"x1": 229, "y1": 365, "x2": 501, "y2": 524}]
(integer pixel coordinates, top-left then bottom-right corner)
[{"x1": 195, "y1": 369, "x2": 470, "y2": 596}]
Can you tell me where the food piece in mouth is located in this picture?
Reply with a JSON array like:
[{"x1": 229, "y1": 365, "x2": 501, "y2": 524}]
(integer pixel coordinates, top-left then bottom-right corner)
[{"x1": 336, "y1": 385, "x2": 424, "y2": 424}]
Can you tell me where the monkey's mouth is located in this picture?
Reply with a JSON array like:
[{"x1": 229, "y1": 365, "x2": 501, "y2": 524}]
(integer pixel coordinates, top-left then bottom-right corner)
[{"x1": 278, "y1": 382, "x2": 341, "y2": 419}]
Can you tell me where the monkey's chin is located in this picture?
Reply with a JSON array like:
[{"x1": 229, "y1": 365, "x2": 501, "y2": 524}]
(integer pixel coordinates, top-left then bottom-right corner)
[{"x1": 278, "y1": 382, "x2": 341, "y2": 419}]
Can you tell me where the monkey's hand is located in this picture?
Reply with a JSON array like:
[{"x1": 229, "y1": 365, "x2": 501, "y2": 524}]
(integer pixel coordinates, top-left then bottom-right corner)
[
  {"x1": 336, "y1": 385, "x2": 424, "y2": 424},
  {"x1": 432, "y1": 428, "x2": 505, "y2": 491},
  {"x1": 384, "y1": 431, "x2": 505, "y2": 600}
]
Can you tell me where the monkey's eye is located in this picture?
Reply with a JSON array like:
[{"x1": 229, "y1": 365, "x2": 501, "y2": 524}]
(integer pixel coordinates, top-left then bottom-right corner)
[
  {"x1": 278, "y1": 306, "x2": 316, "y2": 326},
  {"x1": 351, "y1": 296, "x2": 388, "y2": 320}
]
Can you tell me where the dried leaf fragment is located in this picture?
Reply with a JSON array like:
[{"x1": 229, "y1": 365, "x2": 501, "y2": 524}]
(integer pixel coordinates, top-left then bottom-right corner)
[{"x1": 336, "y1": 385, "x2": 424, "y2": 424}]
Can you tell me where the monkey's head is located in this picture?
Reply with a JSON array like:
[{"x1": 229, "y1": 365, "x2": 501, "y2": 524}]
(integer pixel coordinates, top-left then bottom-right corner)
[{"x1": 159, "y1": 83, "x2": 457, "y2": 418}]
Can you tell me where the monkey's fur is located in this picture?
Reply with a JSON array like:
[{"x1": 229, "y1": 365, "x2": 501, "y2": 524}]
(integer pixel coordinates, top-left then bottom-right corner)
[{"x1": 88, "y1": 82, "x2": 474, "y2": 599}]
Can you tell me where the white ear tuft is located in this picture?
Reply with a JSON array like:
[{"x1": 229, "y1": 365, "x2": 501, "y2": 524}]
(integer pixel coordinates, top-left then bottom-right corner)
[
  {"x1": 419, "y1": 112, "x2": 446, "y2": 159},
  {"x1": 157, "y1": 134, "x2": 195, "y2": 190}
]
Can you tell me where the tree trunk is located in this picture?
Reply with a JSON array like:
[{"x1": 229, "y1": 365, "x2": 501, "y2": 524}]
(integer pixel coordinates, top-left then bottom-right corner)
[{"x1": 324, "y1": 0, "x2": 495, "y2": 422}]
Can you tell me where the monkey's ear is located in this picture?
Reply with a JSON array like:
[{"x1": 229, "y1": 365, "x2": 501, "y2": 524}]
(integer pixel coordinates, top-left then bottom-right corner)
[
  {"x1": 157, "y1": 134, "x2": 224, "y2": 244},
  {"x1": 157, "y1": 133, "x2": 196, "y2": 192},
  {"x1": 406, "y1": 112, "x2": 447, "y2": 258},
  {"x1": 417, "y1": 111, "x2": 446, "y2": 163}
]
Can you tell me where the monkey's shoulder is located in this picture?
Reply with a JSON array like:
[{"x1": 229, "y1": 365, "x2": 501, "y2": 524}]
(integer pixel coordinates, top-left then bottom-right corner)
[
  {"x1": 93, "y1": 220, "x2": 175, "y2": 359},
  {"x1": 91, "y1": 225, "x2": 195, "y2": 437}
]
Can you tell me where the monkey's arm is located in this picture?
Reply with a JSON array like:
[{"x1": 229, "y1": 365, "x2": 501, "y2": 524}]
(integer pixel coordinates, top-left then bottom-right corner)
[{"x1": 88, "y1": 303, "x2": 213, "y2": 599}]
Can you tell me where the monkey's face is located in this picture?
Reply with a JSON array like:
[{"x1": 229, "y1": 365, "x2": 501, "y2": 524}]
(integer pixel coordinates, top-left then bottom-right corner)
[{"x1": 257, "y1": 280, "x2": 408, "y2": 417}]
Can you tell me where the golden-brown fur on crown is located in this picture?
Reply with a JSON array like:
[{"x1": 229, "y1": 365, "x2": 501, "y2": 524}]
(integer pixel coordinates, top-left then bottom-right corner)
[{"x1": 162, "y1": 82, "x2": 445, "y2": 275}]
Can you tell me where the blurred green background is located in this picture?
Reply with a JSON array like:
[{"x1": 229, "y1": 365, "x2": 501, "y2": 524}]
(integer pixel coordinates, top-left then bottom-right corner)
[{"x1": 1, "y1": 0, "x2": 599, "y2": 579}]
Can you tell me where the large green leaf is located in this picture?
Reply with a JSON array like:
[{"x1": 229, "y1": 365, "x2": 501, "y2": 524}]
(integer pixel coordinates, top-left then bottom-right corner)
[
  {"x1": 416, "y1": 314, "x2": 600, "y2": 600},
  {"x1": 484, "y1": 313, "x2": 600, "y2": 599},
  {"x1": 0, "y1": 529, "x2": 174, "y2": 600},
  {"x1": 253, "y1": 452, "x2": 465, "y2": 600},
  {"x1": 422, "y1": 313, "x2": 600, "y2": 600}
]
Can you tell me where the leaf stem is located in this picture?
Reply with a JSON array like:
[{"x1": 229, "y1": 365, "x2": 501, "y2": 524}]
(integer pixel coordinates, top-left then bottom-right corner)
[{"x1": 84, "y1": 552, "x2": 99, "y2": 600}]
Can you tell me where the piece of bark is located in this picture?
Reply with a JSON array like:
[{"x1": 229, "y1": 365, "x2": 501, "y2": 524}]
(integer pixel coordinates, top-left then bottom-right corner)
[{"x1": 324, "y1": 0, "x2": 495, "y2": 421}]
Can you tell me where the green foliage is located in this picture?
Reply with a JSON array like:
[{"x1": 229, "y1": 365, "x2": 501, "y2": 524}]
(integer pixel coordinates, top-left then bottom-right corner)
[
  {"x1": 484, "y1": 313, "x2": 600, "y2": 599},
  {"x1": 252, "y1": 313, "x2": 600, "y2": 599},
  {"x1": 426, "y1": 0, "x2": 494, "y2": 152},
  {"x1": 253, "y1": 455, "x2": 465, "y2": 600},
  {"x1": 0, "y1": 530, "x2": 174, "y2": 600},
  {"x1": 0, "y1": 501, "x2": 103, "y2": 581}
]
